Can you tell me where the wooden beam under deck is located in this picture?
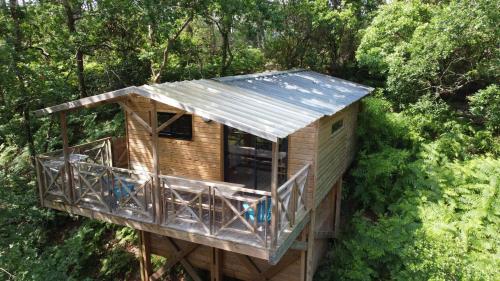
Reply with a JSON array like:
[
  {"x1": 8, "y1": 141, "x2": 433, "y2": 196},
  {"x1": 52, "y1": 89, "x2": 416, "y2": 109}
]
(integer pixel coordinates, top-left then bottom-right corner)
[
  {"x1": 44, "y1": 199, "x2": 270, "y2": 260},
  {"x1": 138, "y1": 230, "x2": 152, "y2": 281},
  {"x1": 210, "y1": 248, "x2": 223, "y2": 281},
  {"x1": 150, "y1": 240, "x2": 200, "y2": 281}
]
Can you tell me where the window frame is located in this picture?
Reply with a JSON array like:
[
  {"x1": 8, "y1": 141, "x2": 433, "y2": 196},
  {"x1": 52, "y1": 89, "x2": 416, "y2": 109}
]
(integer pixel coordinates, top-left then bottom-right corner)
[
  {"x1": 330, "y1": 119, "x2": 344, "y2": 137},
  {"x1": 157, "y1": 112, "x2": 193, "y2": 141}
]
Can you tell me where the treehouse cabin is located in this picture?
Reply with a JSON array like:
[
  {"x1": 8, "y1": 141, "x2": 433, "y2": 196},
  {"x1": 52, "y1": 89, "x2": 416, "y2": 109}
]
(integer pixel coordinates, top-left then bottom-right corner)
[{"x1": 34, "y1": 70, "x2": 372, "y2": 281}]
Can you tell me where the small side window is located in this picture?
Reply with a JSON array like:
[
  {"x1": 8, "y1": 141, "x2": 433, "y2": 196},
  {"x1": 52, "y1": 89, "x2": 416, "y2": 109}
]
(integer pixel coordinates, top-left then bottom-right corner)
[
  {"x1": 331, "y1": 119, "x2": 344, "y2": 136},
  {"x1": 157, "y1": 112, "x2": 193, "y2": 140}
]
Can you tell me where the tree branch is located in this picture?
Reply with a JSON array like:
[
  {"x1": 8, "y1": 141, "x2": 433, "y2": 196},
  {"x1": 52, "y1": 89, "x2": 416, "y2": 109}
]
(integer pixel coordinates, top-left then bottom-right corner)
[{"x1": 152, "y1": 16, "x2": 193, "y2": 83}]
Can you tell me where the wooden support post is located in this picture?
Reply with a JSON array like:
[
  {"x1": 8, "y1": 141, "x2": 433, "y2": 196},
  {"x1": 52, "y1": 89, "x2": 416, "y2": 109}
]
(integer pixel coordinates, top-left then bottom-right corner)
[
  {"x1": 305, "y1": 170, "x2": 318, "y2": 281},
  {"x1": 270, "y1": 140, "x2": 280, "y2": 249},
  {"x1": 305, "y1": 211, "x2": 316, "y2": 281},
  {"x1": 290, "y1": 180, "x2": 297, "y2": 226},
  {"x1": 164, "y1": 238, "x2": 203, "y2": 281},
  {"x1": 138, "y1": 230, "x2": 152, "y2": 281},
  {"x1": 210, "y1": 248, "x2": 223, "y2": 281},
  {"x1": 300, "y1": 231, "x2": 307, "y2": 281},
  {"x1": 334, "y1": 178, "x2": 343, "y2": 237},
  {"x1": 150, "y1": 243, "x2": 199, "y2": 281},
  {"x1": 35, "y1": 157, "x2": 45, "y2": 207},
  {"x1": 60, "y1": 111, "x2": 74, "y2": 203},
  {"x1": 151, "y1": 101, "x2": 161, "y2": 224}
]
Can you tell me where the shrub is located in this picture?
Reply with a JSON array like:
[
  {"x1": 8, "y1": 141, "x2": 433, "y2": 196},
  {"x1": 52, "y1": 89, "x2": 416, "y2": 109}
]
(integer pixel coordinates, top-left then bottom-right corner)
[{"x1": 468, "y1": 84, "x2": 500, "y2": 134}]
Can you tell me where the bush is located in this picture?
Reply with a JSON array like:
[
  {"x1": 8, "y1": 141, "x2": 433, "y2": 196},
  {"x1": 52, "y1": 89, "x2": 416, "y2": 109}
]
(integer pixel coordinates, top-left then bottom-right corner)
[
  {"x1": 468, "y1": 84, "x2": 500, "y2": 134},
  {"x1": 317, "y1": 97, "x2": 500, "y2": 281}
]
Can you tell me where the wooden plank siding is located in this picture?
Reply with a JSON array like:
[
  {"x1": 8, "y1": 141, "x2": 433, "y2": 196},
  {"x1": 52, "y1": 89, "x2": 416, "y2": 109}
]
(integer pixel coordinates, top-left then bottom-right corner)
[
  {"x1": 314, "y1": 102, "x2": 359, "y2": 208},
  {"x1": 287, "y1": 121, "x2": 319, "y2": 208},
  {"x1": 122, "y1": 96, "x2": 360, "y2": 280},
  {"x1": 126, "y1": 96, "x2": 223, "y2": 181}
]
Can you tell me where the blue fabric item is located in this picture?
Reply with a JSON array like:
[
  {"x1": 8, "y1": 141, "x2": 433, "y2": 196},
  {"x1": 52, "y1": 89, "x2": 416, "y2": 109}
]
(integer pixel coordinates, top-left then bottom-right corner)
[
  {"x1": 103, "y1": 177, "x2": 135, "y2": 200},
  {"x1": 243, "y1": 198, "x2": 271, "y2": 223}
]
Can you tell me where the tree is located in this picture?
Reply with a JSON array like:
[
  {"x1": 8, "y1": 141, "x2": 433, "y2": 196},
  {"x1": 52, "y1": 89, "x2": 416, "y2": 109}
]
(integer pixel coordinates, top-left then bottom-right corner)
[
  {"x1": 62, "y1": 0, "x2": 87, "y2": 98},
  {"x1": 357, "y1": 0, "x2": 499, "y2": 104}
]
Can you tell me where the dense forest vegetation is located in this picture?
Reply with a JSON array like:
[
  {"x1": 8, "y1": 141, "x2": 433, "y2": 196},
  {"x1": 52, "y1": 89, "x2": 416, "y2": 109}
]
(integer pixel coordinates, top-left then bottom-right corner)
[{"x1": 0, "y1": 0, "x2": 498, "y2": 280}]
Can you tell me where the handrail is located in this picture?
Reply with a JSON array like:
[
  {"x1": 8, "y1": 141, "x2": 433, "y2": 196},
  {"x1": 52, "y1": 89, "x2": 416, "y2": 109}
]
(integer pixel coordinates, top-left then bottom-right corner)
[
  {"x1": 36, "y1": 138, "x2": 312, "y2": 254},
  {"x1": 39, "y1": 137, "x2": 113, "y2": 157},
  {"x1": 277, "y1": 163, "x2": 310, "y2": 194},
  {"x1": 274, "y1": 162, "x2": 310, "y2": 248},
  {"x1": 160, "y1": 174, "x2": 271, "y2": 196}
]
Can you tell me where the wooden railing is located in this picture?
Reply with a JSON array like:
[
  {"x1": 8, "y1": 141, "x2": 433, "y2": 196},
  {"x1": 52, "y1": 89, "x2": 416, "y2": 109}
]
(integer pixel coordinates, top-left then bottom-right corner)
[
  {"x1": 72, "y1": 162, "x2": 154, "y2": 222},
  {"x1": 276, "y1": 164, "x2": 310, "y2": 240},
  {"x1": 35, "y1": 138, "x2": 311, "y2": 253},
  {"x1": 42, "y1": 137, "x2": 113, "y2": 166},
  {"x1": 160, "y1": 175, "x2": 271, "y2": 247}
]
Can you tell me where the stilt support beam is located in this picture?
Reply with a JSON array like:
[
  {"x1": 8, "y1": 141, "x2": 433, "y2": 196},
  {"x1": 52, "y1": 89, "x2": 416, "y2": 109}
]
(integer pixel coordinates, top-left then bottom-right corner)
[
  {"x1": 138, "y1": 230, "x2": 152, "y2": 281},
  {"x1": 210, "y1": 248, "x2": 223, "y2": 281},
  {"x1": 150, "y1": 240, "x2": 199, "y2": 281},
  {"x1": 334, "y1": 179, "x2": 343, "y2": 237}
]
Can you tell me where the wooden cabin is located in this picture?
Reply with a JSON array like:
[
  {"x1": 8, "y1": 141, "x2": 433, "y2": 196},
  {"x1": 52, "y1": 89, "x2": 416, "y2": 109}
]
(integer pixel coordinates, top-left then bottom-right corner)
[{"x1": 34, "y1": 70, "x2": 372, "y2": 281}]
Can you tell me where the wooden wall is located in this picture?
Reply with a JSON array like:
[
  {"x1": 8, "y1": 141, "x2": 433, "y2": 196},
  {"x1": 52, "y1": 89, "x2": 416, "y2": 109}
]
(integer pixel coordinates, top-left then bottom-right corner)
[
  {"x1": 126, "y1": 96, "x2": 223, "y2": 181},
  {"x1": 287, "y1": 121, "x2": 319, "y2": 208},
  {"x1": 127, "y1": 97, "x2": 362, "y2": 280},
  {"x1": 313, "y1": 102, "x2": 359, "y2": 207}
]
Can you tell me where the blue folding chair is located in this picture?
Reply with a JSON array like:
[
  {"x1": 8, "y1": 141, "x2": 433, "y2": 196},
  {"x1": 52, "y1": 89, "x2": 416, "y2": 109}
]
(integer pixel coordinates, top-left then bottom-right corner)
[
  {"x1": 104, "y1": 177, "x2": 135, "y2": 200},
  {"x1": 243, "y1": 197, "x2": 272, "y2": 223}
]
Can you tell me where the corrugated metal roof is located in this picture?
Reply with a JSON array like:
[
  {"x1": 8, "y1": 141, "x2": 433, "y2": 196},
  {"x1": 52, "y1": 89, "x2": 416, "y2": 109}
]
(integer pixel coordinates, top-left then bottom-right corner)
[
  {"x1": 35, "y1": 70, "x2": 373, "y2": 142},
  {"x1": 217, "y1": 70, "x2": 373, "y2": 116}
]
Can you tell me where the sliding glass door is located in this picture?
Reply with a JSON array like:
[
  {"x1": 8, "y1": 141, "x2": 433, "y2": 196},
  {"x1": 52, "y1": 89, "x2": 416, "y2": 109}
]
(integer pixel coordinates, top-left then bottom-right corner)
[{"x1": 223, "y1": 126, "x2": 288, "y2": 191}]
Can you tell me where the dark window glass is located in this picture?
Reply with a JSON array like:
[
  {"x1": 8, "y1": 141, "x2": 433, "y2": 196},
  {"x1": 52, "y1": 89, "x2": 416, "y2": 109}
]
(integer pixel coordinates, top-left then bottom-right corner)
[
  {"x1": 157, "y1": 112, "x2": 192, "y2": 140},
  {"x1": 331, "y1": 119, "x2": 343, "y2": 135},
  {"x1": 224, "y1": 126, "x2": 288, "y2": 190}
]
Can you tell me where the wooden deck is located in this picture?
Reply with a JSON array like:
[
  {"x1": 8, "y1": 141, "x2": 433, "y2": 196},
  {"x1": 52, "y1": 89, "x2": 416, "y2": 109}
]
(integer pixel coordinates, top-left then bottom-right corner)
[{"x1": 35, "y1": 137, "x2": 310, "y2": 263}]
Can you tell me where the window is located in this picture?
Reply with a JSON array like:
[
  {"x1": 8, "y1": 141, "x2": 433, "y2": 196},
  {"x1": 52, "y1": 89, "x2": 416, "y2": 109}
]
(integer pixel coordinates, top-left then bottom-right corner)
[
  {"x1": 157, "y1": 112, "x2": 192, "y2": 140},
  {"x1": 331, "y1": 119, "x2": 343, "y2": 136},
  {"x1": 224, "y1": 126, "x2": 288, "y2": 190}
]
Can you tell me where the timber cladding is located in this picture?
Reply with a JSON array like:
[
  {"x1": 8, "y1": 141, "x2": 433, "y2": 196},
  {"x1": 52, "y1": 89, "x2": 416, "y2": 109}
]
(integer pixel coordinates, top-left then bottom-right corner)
[
  {"x1": 287, "y1": 121, "x2": 318, "y2": 208},
  {"x1": 314, "y1": 102, "x2": 359, "y2": 208},
  {"x1": 126, "y1": 95, "x2": 359, "y2": 208},
  {"x1": 126, "y1": 96, "x2": 223, "y2": 181}
]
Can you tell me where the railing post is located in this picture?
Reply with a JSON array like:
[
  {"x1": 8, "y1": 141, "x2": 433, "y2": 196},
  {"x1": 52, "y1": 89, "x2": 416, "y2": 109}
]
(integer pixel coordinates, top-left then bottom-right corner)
[
  {"x1": 151, "y1": 101, "x2": 162, "y2": 224},
  {"x1": 107, "y1": 138, "x2": 113, "y2": 167},
  {"x1": 209, "y1": 185, "x2": 213, "y2": 235},
  {"x1": 35, "y1": 157, "x2": 45, "y2": 207},
  {"x1": 270, "y1": 140, "x2": 279, "y2": 249},
  {"x1": 60, "y1": 111, "x2": 74, "y2": 204},
  {"x1": 290, "y1": 180, "x2": 297, "y2": 226}
]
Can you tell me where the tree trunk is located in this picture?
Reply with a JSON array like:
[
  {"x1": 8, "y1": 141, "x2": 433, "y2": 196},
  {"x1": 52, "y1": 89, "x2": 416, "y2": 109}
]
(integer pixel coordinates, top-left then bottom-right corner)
[
  {"x1": 76, "y1": 49, "x2": 86, "y2": 97},
  {"x1": 8, "y1": 0, "x2": 36, "y2": 162},
  {"x1": 219, "y1": 20, "x2": 233, "y2": 76},
  {"x1": 62, "y1": 0, "x2": 86, "y2": 97},
  {"x1": 220, "y1": 31, "x2": 229, "y2": 76}
]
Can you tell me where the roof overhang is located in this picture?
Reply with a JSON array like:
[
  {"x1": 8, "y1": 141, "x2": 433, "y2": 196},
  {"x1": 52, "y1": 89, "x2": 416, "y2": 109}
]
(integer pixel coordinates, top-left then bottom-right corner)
[{"x1": 34, "y1": 70, "x2": 374, "y2": 142}]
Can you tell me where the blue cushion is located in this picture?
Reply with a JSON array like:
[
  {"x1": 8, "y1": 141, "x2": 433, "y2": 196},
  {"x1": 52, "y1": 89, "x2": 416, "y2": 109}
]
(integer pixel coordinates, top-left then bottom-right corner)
[
  {"x1": 103, "y1": 177, "x2": 135, "y2": 200},
  {"x1": 243, "y1": 198, "x2": 271, "y2": 223}
]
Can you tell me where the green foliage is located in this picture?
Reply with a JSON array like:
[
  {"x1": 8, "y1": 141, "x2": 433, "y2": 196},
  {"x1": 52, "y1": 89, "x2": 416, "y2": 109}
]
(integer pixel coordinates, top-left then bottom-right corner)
[
  {"x1": 1, "y1": 0, "x2": 498, "y2": 280},
  {"x1": 352, "y1": 147, "x2": 411, "y2": 214},
  {"x1": 358, "y1": 0, "x2": 499, "y2": 104},
  {"x1": 317, "y1": 97, "x2": 500, "y2": 281},
  {"x1": 468, "y1": 84, "x2": 500, "y2": 133},
  {"x1": 356, "y1": 95, "x2": 412, "y2": 152},
  {"x1": 99, "y1": 247, "x2": 137, "y2": 281},
  {"x1": 357, "y1": 1, "x2": 434, "y2": 77}
]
